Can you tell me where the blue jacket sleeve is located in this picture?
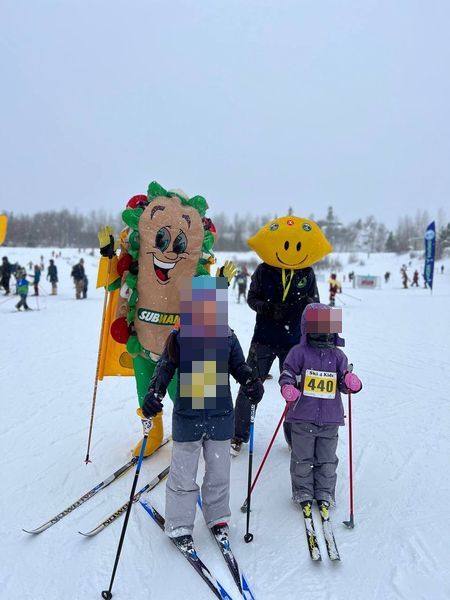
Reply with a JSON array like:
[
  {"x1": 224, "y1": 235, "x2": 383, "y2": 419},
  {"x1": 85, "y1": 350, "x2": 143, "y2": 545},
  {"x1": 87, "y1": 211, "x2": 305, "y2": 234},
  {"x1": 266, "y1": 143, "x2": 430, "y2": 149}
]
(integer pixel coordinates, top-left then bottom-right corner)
[
  {"x1": 229, "y1": 333, "x2": 253, "y2": 385},
  {"x1": 148, "y1": 336, "x2": 179, "y2": 396}
]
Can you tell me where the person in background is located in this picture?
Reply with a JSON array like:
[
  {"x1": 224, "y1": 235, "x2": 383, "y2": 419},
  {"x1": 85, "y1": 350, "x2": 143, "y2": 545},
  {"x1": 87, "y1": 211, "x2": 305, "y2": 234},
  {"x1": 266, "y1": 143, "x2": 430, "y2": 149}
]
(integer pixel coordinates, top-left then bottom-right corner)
[
  {"x1": 47, "y1": 259, "x2": 58, "y2": 295},
  {"x1": 30, "y1": 265, "x2": 41, "y2": 296},
  {"x1": 15, "y1": 269, "x2": 32, "y2": 311},
  {"x1": 71, "y1": 258, "x2": 86, "y2": 299},
  {"x1": 384, "y1": 271, "x2": 391, "y2": 284},
  {"x1": 400, "y1": 266, "x2": 409, "y2": 289},
  {"x1": 1, "y1": 256, "x2": 12, "y2": 295},
  {"x1": 411, "y1": 270, "x2": 419, "y2": 287},
  {"x1": 441, "y1": 265, "x2": 444, "y2": 274},
  {"x1": 82, "y1": 273, "x2": 88, "y2": 299},
  {"x1": 328, "y1": 273, "x2": 342, "y2": 307},
  {"x1": 233, "y1": 265, "x2": 250, "y2": 303}
]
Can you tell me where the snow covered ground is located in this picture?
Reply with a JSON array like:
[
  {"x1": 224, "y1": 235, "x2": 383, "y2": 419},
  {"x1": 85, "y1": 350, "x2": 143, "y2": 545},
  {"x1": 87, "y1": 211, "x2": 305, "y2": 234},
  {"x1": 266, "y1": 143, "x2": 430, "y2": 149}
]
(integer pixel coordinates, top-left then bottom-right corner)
[{"x1": 1, "y1": 248, "x2": 449, "y2": 600}]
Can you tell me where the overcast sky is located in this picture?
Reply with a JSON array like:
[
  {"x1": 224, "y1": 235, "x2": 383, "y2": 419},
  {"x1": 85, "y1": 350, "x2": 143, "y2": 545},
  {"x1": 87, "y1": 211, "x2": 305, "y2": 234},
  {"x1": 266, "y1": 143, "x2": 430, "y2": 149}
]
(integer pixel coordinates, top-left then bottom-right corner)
[{"x1": 1, "y1": 0, "x2": 449, "y2": 229}]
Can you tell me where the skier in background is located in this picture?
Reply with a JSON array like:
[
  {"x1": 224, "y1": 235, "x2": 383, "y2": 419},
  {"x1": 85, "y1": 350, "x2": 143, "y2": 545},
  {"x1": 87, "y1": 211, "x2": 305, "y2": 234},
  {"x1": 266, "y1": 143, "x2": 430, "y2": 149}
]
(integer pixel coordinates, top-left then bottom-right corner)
[
  {"x1": 411, "y1": 270, "x2": 419, "y2": 287},
  {"x1": 279, "y1": 303, "x2": 362, "y2": 513},
  {"x1": 82, "y1": 274, "x2": 88, "y2": 299},
  {"x1": 47, "y1": 259, "x2": 58, "y2": 295},
  {"x1": 441, "y1": 265, "x2": 444, "y2": 274},
  {"x1": 30, "y1": 264, "x2": 41, "y2": 296},
  {"x1": 71, "y1": 258, "x2": 86, "y2": 299},
  {"x1": 328, "y1": 273, "x2": 342, "y2": 307},
  {"x1": 233, "y1": 265, "x2": 250, "y2": 303},
  {"x1": 384, "y1": 271, "x2": 390, "y2": 284},
  {"x1": 15, "y1": 269, "x2": 32, "y2": 311},
  {"x1": 400, "y1": 266, "x2": 409, "y2": 289},
  {"x1": 1, "y1": 256, "x2": 12, "y2": 295}
]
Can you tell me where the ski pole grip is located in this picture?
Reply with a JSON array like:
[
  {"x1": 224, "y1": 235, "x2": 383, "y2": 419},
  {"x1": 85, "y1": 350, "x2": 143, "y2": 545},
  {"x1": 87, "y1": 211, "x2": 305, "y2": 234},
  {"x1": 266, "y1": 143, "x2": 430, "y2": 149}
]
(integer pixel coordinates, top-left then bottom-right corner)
[{"x1": 136, "y1": 408, "x2": 153, "y2": 435}]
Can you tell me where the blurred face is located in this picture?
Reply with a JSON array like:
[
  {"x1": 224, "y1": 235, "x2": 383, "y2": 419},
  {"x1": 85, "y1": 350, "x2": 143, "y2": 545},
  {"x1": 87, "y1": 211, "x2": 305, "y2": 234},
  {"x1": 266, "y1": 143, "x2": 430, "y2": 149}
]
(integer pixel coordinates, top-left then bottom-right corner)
[
  {"x1": 180, "y1": 277, "x2": 228, "y2": 337},
  {"x1": 305, "y1": 307, "x2": 342, "y2": 334},
  {"x1": 179, "y1": 276, "x2": 229, "y2": 409}
]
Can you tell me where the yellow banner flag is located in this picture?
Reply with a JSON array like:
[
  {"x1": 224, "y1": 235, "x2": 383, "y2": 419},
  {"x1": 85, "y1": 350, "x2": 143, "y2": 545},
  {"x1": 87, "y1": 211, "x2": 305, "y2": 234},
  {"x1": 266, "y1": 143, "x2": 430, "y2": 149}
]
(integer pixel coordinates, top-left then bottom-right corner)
[
  {"x1": 98, "y1": 289, "x2": 134, "y2": 380},
  {"x1": 0, "y1": 215, "x2": 8, "y2": 246}
]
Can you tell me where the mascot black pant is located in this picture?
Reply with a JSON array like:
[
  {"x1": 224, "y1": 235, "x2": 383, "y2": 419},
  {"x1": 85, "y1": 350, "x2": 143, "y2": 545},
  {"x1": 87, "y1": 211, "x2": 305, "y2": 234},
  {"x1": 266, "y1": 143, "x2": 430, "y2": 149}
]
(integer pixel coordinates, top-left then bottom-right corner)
[{"x1": 234, "y1": 341, "x2": 292, "y2": 443}]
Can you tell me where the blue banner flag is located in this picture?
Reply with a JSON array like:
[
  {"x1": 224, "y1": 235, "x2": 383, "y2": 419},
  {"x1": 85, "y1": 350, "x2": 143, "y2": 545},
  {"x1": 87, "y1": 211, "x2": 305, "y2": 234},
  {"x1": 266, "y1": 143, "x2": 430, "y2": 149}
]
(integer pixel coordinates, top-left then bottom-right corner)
[{"x1": 424, "y1": 221, "x2": 436, "y2": 290}]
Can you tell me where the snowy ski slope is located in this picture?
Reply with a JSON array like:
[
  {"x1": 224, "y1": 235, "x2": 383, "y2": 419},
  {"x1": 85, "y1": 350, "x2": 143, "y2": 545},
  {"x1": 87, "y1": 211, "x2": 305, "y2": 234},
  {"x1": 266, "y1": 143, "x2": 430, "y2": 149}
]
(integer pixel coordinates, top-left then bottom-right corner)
[{"x1": 1, "y1": 248, "x2": 449, "y2": 600}]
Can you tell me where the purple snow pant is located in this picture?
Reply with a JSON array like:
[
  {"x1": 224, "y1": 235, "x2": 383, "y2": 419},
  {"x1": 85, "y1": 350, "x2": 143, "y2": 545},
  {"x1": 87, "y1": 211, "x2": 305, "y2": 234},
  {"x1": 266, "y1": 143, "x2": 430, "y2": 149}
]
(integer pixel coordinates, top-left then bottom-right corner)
[
  {"x1": 290, "y1": 422, "x2": 339, "y2": 505},
  {"x1": 165, "y1": 438, "x2": 231, "y2": 537}
]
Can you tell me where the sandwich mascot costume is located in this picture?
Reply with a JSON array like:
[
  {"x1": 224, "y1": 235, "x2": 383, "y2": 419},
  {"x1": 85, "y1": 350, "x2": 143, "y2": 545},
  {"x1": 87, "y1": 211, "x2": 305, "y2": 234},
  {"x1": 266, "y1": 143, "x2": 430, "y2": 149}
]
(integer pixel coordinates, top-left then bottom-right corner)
[
  {"x1": 97, "y1": 181, "x2": 234, "y2": 457},
  {"x1": 231, "y1": 215, "x2": 333, "y2": 454}
]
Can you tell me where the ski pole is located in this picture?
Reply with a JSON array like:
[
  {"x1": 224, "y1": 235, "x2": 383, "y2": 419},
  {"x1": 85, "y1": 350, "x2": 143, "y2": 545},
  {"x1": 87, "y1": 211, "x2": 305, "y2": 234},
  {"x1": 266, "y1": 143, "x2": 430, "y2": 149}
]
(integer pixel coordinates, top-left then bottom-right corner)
[
  {"x1": 241, "y1": 403, "x2": 289, "y2": 513},
  {"x1": 101, "y1": 411, "x2": 152, "y2": 599},
  {"x1": 341, "y1": 291, "x2": 362, "y2": 301},
  {"x1": 84, "y1": 258, "x2": 112, "y2": 464},
  {"x1": 343, "y1": 383, "x2": 355, "y2": 529},
  {"x1": 244, "y1": 404, "x2": 256, "y2": 543}
]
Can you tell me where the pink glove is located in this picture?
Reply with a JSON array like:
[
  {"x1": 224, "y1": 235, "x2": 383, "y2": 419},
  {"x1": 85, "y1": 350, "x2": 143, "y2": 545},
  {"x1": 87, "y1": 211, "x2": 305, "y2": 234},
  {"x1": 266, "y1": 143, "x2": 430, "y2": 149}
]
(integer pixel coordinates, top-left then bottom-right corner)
[
  {"x1": 344, "y1": 372, "x2": 362, "y2": 393},
  {"x1": 282, "y1": 384, "x2": 300, "y2": 402}
]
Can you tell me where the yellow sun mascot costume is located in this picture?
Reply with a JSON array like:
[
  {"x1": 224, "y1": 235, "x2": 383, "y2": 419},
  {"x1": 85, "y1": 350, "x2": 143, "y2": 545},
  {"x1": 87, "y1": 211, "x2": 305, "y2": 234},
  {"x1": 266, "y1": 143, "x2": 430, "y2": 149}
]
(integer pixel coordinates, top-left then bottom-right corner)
[{"x1": 231, "y1": 215, "x2": 332, "y2": 455}]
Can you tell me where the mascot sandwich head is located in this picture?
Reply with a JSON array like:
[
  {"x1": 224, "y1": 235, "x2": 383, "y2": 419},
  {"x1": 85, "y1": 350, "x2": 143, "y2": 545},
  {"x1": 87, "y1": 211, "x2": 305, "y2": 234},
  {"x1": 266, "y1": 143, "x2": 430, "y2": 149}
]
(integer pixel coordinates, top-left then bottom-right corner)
[
  {"x1": 119, "y1": 181, "x2": 215, "y2": 356},
  {"x1": 248, "y1": 216, "x2": 332, "y2": 269}
]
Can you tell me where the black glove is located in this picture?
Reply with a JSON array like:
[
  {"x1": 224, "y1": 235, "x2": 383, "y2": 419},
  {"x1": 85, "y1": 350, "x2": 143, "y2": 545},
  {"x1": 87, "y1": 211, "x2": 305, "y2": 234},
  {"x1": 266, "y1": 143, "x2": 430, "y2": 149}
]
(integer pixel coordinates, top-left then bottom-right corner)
[
  {"x1": 243, "y1": 378, "x2": 264, "y2": 405},
  {"x1": 261, "y1": 302, "x2": 290, "y2": 321},
  {"x1": 100, "y1": 235, "x2": 116, "y2": 259},
  {"x1": 142, "y1": 389, "x2": 164, "y2": 418},
  {"x1": 272, "y1": 302, "x2": 290, "y2": 321}
]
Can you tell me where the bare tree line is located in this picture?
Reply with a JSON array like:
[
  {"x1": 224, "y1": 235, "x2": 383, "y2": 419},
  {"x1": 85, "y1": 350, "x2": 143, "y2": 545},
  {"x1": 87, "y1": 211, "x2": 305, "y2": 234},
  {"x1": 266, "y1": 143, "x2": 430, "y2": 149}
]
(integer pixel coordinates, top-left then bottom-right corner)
[{"x1": 2, "y1": 206, "x2": 449, "y2": 257}]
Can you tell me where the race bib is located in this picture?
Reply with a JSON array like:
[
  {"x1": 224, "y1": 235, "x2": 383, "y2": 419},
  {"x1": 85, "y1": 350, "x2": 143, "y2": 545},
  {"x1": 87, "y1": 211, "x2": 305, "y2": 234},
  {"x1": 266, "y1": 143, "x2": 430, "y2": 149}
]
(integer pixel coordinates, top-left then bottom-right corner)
[{"x1": 303, "y1": 369, "x2": 337, "y2": 399}]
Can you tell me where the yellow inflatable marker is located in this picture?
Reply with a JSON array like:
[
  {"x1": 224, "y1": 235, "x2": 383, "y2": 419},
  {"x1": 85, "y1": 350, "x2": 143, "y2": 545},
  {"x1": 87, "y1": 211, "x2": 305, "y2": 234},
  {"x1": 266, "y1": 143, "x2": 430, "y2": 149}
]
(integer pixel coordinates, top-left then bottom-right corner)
[
  {"x1": 0, "y1": 215, "x2": 8, "y2": 245},
  {"x1": 248, "y1": 216, "x2": 332, "y2": 269}
]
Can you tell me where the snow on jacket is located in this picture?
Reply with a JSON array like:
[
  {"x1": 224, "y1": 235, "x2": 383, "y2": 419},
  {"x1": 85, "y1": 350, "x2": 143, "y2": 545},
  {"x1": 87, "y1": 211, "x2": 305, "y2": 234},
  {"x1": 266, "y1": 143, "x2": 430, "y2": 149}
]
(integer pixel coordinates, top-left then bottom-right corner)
[
  {"x1": 247, "y1": 263, "x2": 319, "y2": 347},
  {"x1": 279, "y1": 303, "x2": 349, "y2": 426},
  {"x1": 149, "y1": 329, "x2": 253, "y2": 442}
]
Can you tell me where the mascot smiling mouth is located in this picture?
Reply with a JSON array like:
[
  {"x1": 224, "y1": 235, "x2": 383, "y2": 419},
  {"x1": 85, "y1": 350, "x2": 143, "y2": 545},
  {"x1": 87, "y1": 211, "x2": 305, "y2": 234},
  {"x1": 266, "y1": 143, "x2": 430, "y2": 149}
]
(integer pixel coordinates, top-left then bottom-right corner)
[
  {"x1": 152, "y1": 256, "x2": 178, "y2": 283},
  {"x1": 275, "y1": 252, "x2": 309, "y2": 267}
]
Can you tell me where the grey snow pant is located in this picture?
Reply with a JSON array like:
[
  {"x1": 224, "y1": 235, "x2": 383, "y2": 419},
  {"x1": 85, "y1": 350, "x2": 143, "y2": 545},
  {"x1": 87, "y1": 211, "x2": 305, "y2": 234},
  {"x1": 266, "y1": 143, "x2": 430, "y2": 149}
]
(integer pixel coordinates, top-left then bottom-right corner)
[
  {"x1": 165, "y1": 438, "x2": 231, "y2": 537},
  {"x1": 290, "y1": 422, "x2": 339, "y2": 505}
]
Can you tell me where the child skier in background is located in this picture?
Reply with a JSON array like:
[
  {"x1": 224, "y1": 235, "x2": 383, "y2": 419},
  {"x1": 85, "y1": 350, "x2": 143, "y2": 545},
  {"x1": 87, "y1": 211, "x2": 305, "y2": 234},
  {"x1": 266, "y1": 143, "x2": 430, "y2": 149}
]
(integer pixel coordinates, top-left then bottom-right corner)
[
  {"x1": 142, "y1": 276, "x2": 263, "y2": 552},
  {"x1": 15, "y1": 269, "x2": 32, "y2": 311},
  {"x1": 30, "y1": 264, "x2": 41, "y2": 296},
  {"x1": 279, "y1": 303, "x2": 362, "y2": 515}
]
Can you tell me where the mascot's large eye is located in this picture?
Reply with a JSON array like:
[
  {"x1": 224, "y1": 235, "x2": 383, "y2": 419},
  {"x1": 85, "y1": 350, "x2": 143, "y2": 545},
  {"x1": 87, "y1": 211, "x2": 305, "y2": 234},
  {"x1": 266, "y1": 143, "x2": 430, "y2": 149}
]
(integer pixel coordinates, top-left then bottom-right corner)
[
  {"x1": 173, "y1": 232, "x2": 187, "y2": 254},
  {"x1": 284, "y1": 241, "x2": 289, "y2": 250},
  {"x1": 155, "y1": 227, "x2": 171, "y2": 252}
]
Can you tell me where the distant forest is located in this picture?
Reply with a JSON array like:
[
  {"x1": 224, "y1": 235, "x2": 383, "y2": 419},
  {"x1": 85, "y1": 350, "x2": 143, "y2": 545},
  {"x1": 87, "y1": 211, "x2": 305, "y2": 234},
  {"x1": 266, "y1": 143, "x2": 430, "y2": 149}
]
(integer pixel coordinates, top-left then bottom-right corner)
[{"x1": 2, "y1": 206, "x2": 450, "y2": 259}]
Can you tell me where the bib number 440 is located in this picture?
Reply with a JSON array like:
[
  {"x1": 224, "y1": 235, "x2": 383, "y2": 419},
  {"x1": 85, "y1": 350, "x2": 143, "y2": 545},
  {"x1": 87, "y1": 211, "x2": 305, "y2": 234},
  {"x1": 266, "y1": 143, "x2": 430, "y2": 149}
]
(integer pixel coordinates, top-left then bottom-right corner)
[{"x1": 303, "y1": 370, "x2": 337, "y2": 399}]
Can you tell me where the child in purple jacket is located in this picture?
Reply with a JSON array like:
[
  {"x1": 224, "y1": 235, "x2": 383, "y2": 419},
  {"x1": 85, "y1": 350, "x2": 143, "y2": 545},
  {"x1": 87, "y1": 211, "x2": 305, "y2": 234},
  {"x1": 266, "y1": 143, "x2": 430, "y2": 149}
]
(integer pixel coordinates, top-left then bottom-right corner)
[{"x1": 279, "y1": 303, "x2": 362, "y2": 510}]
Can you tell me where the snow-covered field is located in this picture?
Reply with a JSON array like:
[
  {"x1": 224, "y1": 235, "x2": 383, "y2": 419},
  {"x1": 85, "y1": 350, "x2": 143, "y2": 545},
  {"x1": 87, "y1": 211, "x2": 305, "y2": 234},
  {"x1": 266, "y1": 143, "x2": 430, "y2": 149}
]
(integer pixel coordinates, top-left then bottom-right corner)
[{"x1": 1, "y1": 248, "x2": 449, "y2": 600}]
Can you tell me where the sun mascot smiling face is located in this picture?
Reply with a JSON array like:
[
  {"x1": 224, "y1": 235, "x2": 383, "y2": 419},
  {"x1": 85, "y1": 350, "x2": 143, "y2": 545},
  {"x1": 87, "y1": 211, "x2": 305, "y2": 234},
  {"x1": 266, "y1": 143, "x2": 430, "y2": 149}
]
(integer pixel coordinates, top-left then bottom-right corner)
[{"x1": 248, "y1": 216, "x2": 332, "y2": 269}]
